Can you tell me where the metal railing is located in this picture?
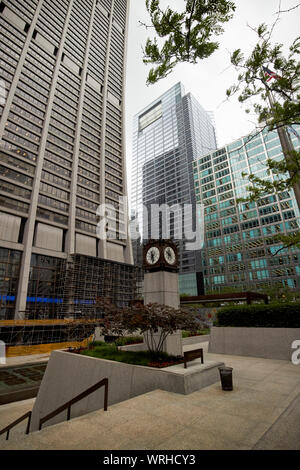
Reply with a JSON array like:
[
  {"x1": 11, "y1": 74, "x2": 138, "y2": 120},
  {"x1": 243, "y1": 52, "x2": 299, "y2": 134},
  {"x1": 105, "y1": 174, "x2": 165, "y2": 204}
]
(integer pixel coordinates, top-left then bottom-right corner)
[
  {"x1": 39, "y1": 377, "x2": 108, "y2": 430},
  {"x1": 0, "y1": 410, "x2": 32, "y2": 441}
]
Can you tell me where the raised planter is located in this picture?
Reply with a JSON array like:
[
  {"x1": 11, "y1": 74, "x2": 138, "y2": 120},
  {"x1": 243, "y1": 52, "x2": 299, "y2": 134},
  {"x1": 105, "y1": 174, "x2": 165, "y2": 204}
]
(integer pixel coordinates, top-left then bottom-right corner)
[
  {"x1": 209, "y1": 326, "x2": 300, "y2": 360},
  {"x1": 182, "y1": 334, "x2": 210, "y2": 346},
  {"x1": 118, "y1": 334, "x2": 210, "y2": 351},
  {"x1": 29, "y1": 349, "x2": 224, "y2": 432}
]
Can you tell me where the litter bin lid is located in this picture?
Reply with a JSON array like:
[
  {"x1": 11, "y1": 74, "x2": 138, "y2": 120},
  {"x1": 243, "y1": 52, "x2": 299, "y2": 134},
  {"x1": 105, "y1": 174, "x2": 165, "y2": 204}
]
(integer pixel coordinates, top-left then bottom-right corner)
[{"x1": 218, "y1": 366, "x2": 233, "y2": 371}]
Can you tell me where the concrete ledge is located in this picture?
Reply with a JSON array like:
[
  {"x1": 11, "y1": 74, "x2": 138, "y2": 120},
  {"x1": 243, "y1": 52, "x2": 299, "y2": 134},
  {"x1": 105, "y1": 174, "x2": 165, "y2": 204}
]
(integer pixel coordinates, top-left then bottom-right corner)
[
  {"x1": 182, "y1": 335, "x2": 210, "y2": 345},
  {"x1": 0, "y1": 386, "x2": 39, "y2": 405},
  {"x1": 209, "y1": 326, "x2": 300, "y2": 360},
  {"x1": 30, "y1": 350, "x2": 224, "y2": 432},
  {"x1": 119, "y1": 335, "x2": 210, "y2": 351},
  {"x1": 118, "y1": 342, "x2": 146, "y2": 352}
]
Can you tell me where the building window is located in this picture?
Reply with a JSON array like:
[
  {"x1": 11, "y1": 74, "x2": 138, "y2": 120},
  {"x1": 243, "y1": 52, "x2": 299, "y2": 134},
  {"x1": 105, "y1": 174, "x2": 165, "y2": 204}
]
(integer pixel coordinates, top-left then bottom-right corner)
[
  {"x1": 0, "y1": 248, "x2": 22, "y2": 320},
  {"x1": 139, "y1": 102, "x2": 162, "y2": 132}
]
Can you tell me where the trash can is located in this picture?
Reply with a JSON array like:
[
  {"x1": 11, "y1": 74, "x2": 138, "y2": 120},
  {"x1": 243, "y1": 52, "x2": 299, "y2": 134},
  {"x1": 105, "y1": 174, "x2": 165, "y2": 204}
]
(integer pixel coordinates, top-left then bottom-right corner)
[{"x1": 218, "y1": 366, "x2": 233, "y2": 391}]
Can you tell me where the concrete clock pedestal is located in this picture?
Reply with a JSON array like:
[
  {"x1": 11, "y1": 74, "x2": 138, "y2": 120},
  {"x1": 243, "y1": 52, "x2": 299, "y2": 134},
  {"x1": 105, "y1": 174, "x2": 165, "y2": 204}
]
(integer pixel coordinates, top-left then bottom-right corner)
[{"x1": 143, "y1": 270, "x2": 183, "y2": 357}]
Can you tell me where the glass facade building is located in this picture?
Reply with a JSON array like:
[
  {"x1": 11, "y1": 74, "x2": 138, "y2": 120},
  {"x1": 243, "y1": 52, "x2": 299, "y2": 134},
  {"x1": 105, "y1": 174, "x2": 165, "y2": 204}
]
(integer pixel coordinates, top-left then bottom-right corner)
[
  {"x1": 131, "y1": 83, "x2": 217, "y2": 294},
  {"x1": 193, "y1": 127, "x2": 300, "y2": 292},
  {"x1": 0, "y1": 0, "x2": 134, "y2": 319}
]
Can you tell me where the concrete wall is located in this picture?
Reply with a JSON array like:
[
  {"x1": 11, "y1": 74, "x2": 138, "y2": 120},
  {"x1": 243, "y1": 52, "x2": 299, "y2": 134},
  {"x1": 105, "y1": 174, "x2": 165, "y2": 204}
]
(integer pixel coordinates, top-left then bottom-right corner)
[
  {"x1": 0, "y1": 213, "x2": 21, "y2": 243},
  {"x1": 144, "y1": 271, "x2": 180, "y2": 309},
  {"x1": 35, "y1": 223, "x2": 63, "y2": 251},
  {"x1": 119, "y1": 335, "x2": 210, "y2": 351},
  {"x1": 183, "y1": 335, "x2": 210, "y2": 346},
  {"x1": 30, "y1": 349, "x2": 223, "y2": 432},
  {"x1": 209, "y1": 327, "x2": 300, "y2": 360},
  {"x1": 75, "y1": 233, "x2": 97, "y2": 257},
  {"x1": 143, "y1": 271, "x2": 183, "y2": 356}
]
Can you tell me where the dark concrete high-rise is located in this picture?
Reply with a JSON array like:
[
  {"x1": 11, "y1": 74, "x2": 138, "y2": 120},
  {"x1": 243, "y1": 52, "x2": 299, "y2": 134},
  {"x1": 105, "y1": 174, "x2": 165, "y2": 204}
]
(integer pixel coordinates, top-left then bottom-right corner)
[{"x1": 0, "y1": 0, "x2": 135, "y2": 319}]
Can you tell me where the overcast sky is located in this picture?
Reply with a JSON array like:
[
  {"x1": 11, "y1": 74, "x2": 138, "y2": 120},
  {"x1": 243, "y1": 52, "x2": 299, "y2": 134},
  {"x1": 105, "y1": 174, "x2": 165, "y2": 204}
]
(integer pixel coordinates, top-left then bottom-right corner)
[{"x1": 124, "y1": 0, "x2": 299, "y2": 195}]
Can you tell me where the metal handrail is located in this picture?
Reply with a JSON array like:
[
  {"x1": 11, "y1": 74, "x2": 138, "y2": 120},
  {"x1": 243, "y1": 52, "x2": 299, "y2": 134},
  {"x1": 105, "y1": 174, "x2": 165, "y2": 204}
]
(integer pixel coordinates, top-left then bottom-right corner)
[
  {"x1": 0, "y1": 410, "x2": 32, "y2": 441},
  {"x1": 39, "y1": 377, "x2": 108, "y2": 430}
]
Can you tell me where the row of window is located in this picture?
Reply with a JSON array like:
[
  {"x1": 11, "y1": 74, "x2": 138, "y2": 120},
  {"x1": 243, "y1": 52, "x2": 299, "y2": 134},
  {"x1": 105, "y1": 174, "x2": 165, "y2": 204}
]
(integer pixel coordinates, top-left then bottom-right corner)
[
  {"x1": 36, "y1": 207, "x2": 68, "y2": 225},
  {"x1": 38, "y1": 194, "x2": 68, "y2": 212},
  {"x1": 0, "y1": 164, "x2": 33, "y2": 186},
  {"x1": 0, "y1": 179, "x2": 31, "y2": 199},
  {"x1": 0, "y1": 195, "x2": 29, "y2": 213}
]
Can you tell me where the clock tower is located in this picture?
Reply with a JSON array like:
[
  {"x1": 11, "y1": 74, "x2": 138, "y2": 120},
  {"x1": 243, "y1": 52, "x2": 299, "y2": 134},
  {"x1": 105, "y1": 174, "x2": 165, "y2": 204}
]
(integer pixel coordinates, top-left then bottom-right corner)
[{"x1": 143, "y1": 239, "x2": 183, "y2": 356}]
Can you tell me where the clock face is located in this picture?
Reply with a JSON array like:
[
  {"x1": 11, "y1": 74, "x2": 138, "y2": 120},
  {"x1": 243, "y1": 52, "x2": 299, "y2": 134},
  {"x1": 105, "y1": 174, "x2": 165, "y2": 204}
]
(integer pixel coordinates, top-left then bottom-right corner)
[
  {"x1": 146, "y1": 246, "x2": 160, "y2": 265},
  {"x1": 164, "y1": 246, "x2": 176, "y2": 265}
]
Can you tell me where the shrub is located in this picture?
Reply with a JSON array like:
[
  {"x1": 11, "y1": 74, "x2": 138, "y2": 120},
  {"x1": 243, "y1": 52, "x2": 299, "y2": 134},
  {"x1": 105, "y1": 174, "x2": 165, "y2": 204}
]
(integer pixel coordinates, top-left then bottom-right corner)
[
  {"x1": 115, "y1": 336, "x2": 143, "y2": 346},
  {"x1": 99, "y1": 301, "x2": 201, "y2": 354},
  {"x1": 81, "y1": 342, "x2": 183, "y2": 367},
  {"x1": 182, "y1": 329, "x2": 210, "y2": 338},
  {"x1": 216, "y1": 302, "x2": 300, "y2": 328}
]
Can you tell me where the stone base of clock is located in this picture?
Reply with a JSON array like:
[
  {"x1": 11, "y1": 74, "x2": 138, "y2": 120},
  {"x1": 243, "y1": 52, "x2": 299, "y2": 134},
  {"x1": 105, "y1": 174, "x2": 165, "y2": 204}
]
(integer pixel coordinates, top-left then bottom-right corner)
[
  {"x1": 143, "y1": 328, "x2": 183, "y2": 357},
  {"x1": 144, "y1": 270, "x2": 179, "y2": 308},
  {"x1": 144, "y1": 270, "x2": 183, "y2": 357}
]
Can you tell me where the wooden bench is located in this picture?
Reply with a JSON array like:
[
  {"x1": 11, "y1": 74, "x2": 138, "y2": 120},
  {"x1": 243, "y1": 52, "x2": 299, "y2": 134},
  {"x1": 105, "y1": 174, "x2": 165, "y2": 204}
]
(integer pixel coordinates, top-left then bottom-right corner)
[{"x1": 184, "y1": 348, "x2": 204, "y2": 368}]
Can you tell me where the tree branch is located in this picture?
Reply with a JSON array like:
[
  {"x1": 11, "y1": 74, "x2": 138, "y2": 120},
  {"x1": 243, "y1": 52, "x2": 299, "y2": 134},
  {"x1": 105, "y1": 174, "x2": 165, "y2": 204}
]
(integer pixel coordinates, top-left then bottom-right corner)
[
  {"x1": 186, "y1": 0, "x2": 197, "y2": 60},
  {"x1": 276, "y1": 2, "x2": 300, "y2": 13}
]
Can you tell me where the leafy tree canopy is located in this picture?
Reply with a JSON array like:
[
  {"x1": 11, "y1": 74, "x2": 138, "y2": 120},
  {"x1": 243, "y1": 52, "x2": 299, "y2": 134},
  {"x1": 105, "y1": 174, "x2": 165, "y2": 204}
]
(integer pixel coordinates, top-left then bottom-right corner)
[
  {"x1": 98, "y1": 299, "x2": 201, "y2": 353},
  {"x1": 227, "y1": 20, "x2": 300, "y2": 251},
  {"x1": 142, "y1": 0, "x2": 236, "y2": 85},
  {"x1": 142, "y1": 2, "x2": 300, "y2": 251},
  {"x1": 227, "y1": 23, "x2": 300, "y2": 127},
  {"x1": 227, "y1": 21, "x2": 300, "y2": 196}
]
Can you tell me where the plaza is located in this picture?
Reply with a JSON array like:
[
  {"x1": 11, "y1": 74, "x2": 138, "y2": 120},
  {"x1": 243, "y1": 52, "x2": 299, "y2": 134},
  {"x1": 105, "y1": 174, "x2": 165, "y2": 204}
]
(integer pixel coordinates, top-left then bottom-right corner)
[{"x1": 0, "y1": 339, "x2": 299, "y2": 450}]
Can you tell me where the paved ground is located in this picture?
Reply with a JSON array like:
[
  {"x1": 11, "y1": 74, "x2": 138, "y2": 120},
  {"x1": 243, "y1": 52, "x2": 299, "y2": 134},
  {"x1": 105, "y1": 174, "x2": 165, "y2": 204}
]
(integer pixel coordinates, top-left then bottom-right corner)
[
  {"x1": 0, "y1": 363, "x2": 47, "y2": 404},
  {"x1": 1, "y1": 341, "x2": 300, "y2": 450},
  {"x1": 0, "y1": 354, "x2": 49, "y2": 405},
  {"x1": 0, "y1": 353, "x2": 50, "y2": 368}
]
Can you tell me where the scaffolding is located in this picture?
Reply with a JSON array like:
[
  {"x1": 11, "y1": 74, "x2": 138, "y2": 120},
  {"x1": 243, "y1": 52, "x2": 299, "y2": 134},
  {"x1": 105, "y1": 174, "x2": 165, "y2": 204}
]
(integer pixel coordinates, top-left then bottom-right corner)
[
  {"x1": 57, "y1": 254, "x2": 142, "y2": 318},
  {"x1": 0, "y1": 254, "x2": 142, "y2": 355}
]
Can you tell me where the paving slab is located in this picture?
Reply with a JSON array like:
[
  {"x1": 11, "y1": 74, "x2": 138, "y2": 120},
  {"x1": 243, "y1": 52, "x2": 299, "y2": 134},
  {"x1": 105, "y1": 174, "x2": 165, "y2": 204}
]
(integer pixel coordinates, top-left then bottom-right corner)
[
  {"x1": 0, "y1": 362, "x2": 47, "y2": 405},
  {"x1": 0, "y1": 342, "x2": 299, "y2": 450},
  {"x1": 0, "y1": 353, "x2": 50, "y2": 368},
  {"x1": 253, "y1": 391, "x2": 300, "y2": 450}
]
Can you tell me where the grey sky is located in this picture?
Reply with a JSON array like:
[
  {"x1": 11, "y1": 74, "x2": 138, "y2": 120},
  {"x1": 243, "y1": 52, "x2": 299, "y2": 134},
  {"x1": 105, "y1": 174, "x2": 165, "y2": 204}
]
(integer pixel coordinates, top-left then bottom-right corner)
[{"x1": 124, "y1": 0, "x2": 299, "y2": 198}]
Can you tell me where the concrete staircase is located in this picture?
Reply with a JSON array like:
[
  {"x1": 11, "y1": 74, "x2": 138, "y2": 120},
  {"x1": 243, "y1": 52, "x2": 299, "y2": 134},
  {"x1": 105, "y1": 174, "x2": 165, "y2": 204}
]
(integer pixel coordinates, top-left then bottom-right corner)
[
  {"x1": 1, "y1": 385, "x2": 300, "y2": 450},
  {"x1": 0, "y1": 398, "x2": 34, "y2": 443},
  {"x1": 1, "y1": 347, "x2": 300, "y2": 450}
]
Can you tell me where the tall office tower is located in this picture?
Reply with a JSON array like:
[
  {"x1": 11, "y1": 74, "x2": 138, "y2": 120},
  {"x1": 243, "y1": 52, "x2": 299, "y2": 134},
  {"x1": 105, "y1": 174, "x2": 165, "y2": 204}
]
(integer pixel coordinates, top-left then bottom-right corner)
[
  {"x1": 131, "y1": 83, "x2": 217, "y2": 295},
  {"x1": 193, "y1": 127, "x2": 300, "y2": 292},
  {"x1": 0, "y1": 0, "x2": 136, "y2": 321}
]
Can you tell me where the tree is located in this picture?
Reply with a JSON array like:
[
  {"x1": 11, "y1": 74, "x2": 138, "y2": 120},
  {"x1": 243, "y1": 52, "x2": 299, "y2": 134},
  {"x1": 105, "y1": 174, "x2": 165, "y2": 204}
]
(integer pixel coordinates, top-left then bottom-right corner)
[
  {"x1": 262, "y1": 284, "x2": 299, "y2": 303},
  {"x1": 100, "y1": 301, "x2": 200, "y2": 354},
  {"x1": 143, "y1": 2, "x2": 300, "y2": 251},
  {"x1": 142, "y1": 0, "x2": 236, "y2": 85},
  {"x1": 227, "y1": 20, "x2": 300, "y2": 251},
  {"x1": 227, "y1": 22, "x2": 300, "y2": 195}
]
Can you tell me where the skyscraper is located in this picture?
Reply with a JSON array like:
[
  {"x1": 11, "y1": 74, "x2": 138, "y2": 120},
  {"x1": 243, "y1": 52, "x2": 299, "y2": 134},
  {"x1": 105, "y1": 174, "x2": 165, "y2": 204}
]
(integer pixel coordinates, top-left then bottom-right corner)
[
  {"x1": 193, "y1": 127, "x2": 300, "y2": 292},
  {"x1": 0, "y1": 0, "x2": 136, "y2": 320},
  {"x1": 131, "y1": 82, "x2": 217, "y2": 294}
]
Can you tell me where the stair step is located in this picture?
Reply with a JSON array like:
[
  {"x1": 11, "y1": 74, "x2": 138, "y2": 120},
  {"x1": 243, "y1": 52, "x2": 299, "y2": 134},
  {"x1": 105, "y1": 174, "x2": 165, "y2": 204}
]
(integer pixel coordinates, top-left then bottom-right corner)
[{"x1": 0, "y1": 398, "x2": 34, "y2": 442}]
